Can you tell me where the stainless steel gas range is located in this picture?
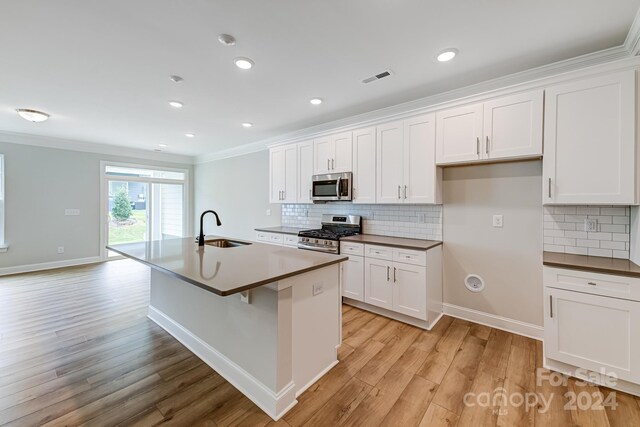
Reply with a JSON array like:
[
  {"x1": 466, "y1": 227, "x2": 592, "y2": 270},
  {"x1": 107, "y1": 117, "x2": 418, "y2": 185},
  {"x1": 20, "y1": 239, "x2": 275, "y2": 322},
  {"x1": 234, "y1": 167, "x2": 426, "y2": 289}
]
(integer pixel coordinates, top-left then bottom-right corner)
[{"x1": 297, "y1": 214, "x2": 361, "y2": 254}]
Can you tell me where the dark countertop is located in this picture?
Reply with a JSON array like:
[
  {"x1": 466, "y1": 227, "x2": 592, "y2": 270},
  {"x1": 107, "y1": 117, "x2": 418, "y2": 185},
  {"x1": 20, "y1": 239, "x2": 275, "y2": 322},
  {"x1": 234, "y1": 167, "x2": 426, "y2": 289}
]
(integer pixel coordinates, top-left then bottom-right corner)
[
  {"x1": 107, "y1": 237, "x2": 347, "y2": 296},
  {"x1": 340, "y1": 234, "x2": 443, "y2": 251},
  {"x1": 255, "y1": 226, "x2": 309, "y2": 235},
  {"x1": 543, "y1": 251, "x2": 640, "y2": 279}
]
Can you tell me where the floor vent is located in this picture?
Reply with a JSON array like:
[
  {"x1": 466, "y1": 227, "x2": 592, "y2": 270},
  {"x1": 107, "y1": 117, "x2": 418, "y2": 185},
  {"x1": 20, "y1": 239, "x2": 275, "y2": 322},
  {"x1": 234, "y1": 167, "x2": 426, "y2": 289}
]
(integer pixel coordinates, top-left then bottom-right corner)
[{"x1": 361, "y1": 69, "x2": 394, "y2": 84}]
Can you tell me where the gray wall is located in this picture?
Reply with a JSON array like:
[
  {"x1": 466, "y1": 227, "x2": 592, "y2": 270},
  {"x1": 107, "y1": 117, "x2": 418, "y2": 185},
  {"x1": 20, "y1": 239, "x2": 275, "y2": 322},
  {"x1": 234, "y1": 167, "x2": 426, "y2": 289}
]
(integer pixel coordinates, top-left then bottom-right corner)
[
  {"x1": 442, "y1": 160, "x2": 543, "y2": 326},
  {"x1": 194, "y1": 151, "x2": 280, "y2": 240},
  {"x1": 0, "y1": 141, "x2": 193, "y2": 269}
]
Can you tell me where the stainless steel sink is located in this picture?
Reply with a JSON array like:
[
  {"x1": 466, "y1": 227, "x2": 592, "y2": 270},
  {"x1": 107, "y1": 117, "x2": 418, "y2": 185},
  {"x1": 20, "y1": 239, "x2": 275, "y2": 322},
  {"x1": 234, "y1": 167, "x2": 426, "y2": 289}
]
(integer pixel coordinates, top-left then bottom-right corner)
[{"x1": 204, "y1": 239, "x2": 251, "y2": 248}]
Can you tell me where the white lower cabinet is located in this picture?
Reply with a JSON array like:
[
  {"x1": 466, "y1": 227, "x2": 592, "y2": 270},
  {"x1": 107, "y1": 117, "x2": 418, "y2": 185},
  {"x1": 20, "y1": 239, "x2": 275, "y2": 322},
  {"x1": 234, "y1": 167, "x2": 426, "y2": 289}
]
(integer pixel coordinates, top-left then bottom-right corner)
[
  {"x1": 393, "y1": 262, "x2": 427, "y2": 319},
  {"x1": 345, "y1": 242, "x2": 441, "y2": 324},
  {"x1": 342, "y1": 255, "x2": 364, "y2": 301},
  {"x1": 544, "y1": 267, "x2": 640, "y2": 385},
  {"x1": 364, "y1": 258, "x2": 394, "y2": 310},
  {"x1": 255, "y1": 231, "x2": 298, "y2": 248}
]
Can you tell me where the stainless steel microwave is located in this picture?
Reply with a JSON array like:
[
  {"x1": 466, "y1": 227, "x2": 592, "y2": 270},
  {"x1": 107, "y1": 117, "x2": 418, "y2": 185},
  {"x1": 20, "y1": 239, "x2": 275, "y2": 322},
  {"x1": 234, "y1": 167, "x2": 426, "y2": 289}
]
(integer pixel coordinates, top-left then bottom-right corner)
[{"x1": 311, "y1": 172, "x2": 352, "y2": 202}]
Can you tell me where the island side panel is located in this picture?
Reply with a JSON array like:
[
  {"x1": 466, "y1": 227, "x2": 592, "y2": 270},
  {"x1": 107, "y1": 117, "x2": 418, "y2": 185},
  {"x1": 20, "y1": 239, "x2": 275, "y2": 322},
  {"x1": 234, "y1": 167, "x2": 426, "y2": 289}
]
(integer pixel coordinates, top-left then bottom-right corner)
[
  {"x1": 287, "y1": 264, "x2": 341, "y2": 396},
  {"x1": 148, "y1": 269, "x2": 281, "y2": 393}
]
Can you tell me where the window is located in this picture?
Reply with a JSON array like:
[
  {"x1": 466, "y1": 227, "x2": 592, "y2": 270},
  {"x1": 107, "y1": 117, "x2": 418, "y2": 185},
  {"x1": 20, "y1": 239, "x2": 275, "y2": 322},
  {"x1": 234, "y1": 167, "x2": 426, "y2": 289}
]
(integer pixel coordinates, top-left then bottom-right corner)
[{"x1": 0, "y1": 155, "x2": 5, "y2": 251}]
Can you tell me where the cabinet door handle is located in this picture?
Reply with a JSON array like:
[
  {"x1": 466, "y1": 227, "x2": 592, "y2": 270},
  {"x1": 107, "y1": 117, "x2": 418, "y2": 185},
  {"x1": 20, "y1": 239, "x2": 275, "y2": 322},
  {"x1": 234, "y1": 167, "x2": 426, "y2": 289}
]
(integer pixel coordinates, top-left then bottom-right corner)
[
  {"x1": 476, "y1": 137, "x2": 480, "y2": 156},
  {"x1": 397, "y1": 185, "x2": 401, "y2": 199},
  {"x1": 332, "y1": 158, "x2": 335, "y2": 170},
  {"x1": 327, "y1": 159, "x2": 330, "y2": 170},
  {"x1": 404, "y1": 185, "x2": 407, "y2": 199},
  {"x1": 387, "y1": 266, "x2": 390, "y2": 281},
  {"x1": 587, "y1": 282, "x2": 597, "y2": 286},
  {"x1": 549, "y1": 295, "x2": 553, "y2": 318},
  {"x1": 393, "y1": 267, "x2": 397, "y2": 283},
  {"x1": 548, "y1": 178, "x2": 552, "y2": 198},
  {"x1": 486, "y1": 136, "x2": 489, "y2": 155},
  {"x1": 309, "y1": 189, "x2": 312, "y2": 199},
  {"x1": 282, "y1": 191, "x2": 285, "y2": 200}
]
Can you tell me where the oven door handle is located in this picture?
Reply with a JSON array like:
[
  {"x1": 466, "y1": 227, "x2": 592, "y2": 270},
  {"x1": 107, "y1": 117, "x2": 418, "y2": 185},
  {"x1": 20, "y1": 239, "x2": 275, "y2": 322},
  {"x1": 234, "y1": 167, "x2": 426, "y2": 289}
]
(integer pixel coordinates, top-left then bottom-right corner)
[
  {"x1": 297, "y1": 243, "x2": 338, "y2": 253},
  {"x1": 336, "y1": 177, "x2": 341, "y2": 200}
]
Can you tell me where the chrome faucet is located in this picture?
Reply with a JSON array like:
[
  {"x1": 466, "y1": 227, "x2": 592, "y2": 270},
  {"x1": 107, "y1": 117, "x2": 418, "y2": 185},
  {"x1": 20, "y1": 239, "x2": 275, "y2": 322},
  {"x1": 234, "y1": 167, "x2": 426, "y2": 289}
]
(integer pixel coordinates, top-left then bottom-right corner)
[{"x1": 198, "y1": 210, "x2": 222, "y2": 246}]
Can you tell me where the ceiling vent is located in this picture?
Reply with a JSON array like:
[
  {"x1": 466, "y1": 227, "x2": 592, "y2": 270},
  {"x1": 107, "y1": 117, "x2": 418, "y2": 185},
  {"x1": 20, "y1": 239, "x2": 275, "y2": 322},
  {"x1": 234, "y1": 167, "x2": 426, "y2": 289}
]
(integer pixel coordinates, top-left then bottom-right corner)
[{"x1": 361, "y1": 69, "x2": 394, "y2": 84}]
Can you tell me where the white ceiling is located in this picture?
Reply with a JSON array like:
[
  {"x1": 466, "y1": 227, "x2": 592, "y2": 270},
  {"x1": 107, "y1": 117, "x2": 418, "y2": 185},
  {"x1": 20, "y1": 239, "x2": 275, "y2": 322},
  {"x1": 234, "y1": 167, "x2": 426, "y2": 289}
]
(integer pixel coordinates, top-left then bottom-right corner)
[{"x1": 1, "y1": 0, "x2": 639, "y2": 157}]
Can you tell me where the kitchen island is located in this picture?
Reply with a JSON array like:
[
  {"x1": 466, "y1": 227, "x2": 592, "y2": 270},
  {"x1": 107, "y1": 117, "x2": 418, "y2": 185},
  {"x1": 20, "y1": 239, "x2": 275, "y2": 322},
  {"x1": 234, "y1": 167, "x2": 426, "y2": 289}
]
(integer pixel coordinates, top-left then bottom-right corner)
[{"x1": 107, "y1": 236, "x2": 347, "y2": 420}]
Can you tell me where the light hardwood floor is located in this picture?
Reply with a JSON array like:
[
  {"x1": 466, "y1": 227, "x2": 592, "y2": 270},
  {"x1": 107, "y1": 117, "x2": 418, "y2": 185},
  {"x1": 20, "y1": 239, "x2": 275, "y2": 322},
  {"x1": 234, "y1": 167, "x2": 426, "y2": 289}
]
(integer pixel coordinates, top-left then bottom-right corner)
[{"x1": 0, "y1": 260, "x2": 639, "y2": 426}]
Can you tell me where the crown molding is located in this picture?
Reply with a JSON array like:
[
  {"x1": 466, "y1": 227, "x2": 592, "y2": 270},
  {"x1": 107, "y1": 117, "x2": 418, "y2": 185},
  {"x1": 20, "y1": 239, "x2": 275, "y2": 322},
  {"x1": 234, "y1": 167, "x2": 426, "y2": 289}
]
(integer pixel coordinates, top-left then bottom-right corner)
[
  {"x1": 196, "y1": 45, "x2": 636, "y2": 164},
  {"x1": 0, "y1": 131, "x2": 195, "y2": 165},
  {"x1": 625, "y1": 7, "x2": 640, "y2": 56}
]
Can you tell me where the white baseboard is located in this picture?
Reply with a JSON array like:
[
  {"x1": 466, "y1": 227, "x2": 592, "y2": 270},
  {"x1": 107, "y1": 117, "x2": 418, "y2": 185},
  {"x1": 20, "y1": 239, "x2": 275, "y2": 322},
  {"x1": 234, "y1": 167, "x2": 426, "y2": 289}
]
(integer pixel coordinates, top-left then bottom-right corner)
[
  {"x1": 295, "y1": 360, "x2": 339, "y2": 398},
  {"x1": 443, "y1": 303, "x2": 543, "y2": 341},
  {"x1": 148, "y1": 305, "x2": 297, "y2": 421},
  {"x1": 0, "y1": 256, "x2": 102, "y2": 277}
]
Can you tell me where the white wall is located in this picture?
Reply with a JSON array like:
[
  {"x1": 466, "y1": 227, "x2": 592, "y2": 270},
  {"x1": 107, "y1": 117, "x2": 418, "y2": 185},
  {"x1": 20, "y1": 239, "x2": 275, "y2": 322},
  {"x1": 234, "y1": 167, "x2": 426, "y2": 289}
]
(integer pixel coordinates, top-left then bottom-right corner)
[
  {"x1": 0, "y1": 141, "x2": 192, "y2": 270},
  {"x1": 442, "y1": 161, "x2": 543, "y2": 327},
  {"x1": 194, "y1": 151, "x2": 280, "y2": 240}
]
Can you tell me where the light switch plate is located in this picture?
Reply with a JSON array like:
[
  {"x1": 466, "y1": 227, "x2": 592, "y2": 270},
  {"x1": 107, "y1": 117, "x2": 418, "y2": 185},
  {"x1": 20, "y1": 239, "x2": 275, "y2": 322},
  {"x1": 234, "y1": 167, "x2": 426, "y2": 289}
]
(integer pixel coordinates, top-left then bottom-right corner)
[
  {"x1": 265, "y1": 209, "x2": 271, "y2": 216},
  {"x1": 492, "y1": 215, "x2": 504, "y2": 228}
]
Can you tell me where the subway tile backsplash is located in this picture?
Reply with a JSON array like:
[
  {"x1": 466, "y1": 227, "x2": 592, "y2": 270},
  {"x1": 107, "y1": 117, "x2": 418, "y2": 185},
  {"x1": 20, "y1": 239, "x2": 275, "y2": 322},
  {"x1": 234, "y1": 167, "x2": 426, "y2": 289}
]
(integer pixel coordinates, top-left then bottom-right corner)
[
  {"x1": 281, "y1": 203, "x2": 442, "y2": 241},
  {"x1": 543, "y1": 205, "x2": 630, "y2": 259}
]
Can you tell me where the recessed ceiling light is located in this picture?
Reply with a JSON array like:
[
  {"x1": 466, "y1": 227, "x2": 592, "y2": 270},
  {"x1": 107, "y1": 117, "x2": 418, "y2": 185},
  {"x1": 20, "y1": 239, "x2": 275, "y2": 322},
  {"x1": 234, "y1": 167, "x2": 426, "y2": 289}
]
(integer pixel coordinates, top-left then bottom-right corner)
[
  {"x1": 169, "y1": 75, "x2": 184, "y2": 83},
  {"x1": 158, "y1": 144, "x2": 167, "y2": 148},
  {"x1": 241, "y1": 122, "x2": 253, "y2": 128},
  {"x1": 218, "y1": 34, "x2": 236, "y2": 46},
  {"x1": 169, "y1": 100, "x2": 184, "y2": 108},
  {"x1": 185, "y1": 133, "x2": 195, "y2": 138},
  {"x1": 234, "y1": 57, "x2": 254, "y2": 70},
  {"x1": 437, "y1": 48, "x2": 458, "y2": 62},
  {"x1": 310, "y1": 98, "x2": 323, "y2": 105}
]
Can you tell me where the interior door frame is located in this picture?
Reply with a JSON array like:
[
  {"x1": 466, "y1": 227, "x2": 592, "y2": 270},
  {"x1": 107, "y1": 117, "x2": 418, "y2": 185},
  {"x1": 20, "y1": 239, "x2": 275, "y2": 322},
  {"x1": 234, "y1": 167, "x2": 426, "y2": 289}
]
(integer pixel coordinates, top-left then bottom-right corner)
[{"x1": 99, "y1": 161, "x2": 190, "y2": 261}]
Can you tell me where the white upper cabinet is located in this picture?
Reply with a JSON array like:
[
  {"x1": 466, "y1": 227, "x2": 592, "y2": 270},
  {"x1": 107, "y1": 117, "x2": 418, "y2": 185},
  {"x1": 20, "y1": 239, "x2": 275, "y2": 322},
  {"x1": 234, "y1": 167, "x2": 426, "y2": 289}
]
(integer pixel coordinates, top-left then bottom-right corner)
[
  {"x1": 543, "y1": 71, "x2": 638, "y2": 205},
  {"x1": 377, "y1": 114, "x2": 440, "y2": 204},
  {"x1": 352, "y1": 127, "x2": 376, "y2": 204},
  {"x1": 269, "y1": 144, "x2": 297, "y2": 204},
  {"x1": 297, "y1": 140, "x2": 314, "y2": 203},
  {"x1": 435, "y1": 90, "x2": 543, "y2": 165},
  {"x1": 313, "y1": 132, "x2": 353, "y2": 174},
  {"x1": 436, "y1": 103, "x2": 484, "y2": 164},
  {"x1": 404, "y1": 114, "x2": 441, "y2": 204},
  {"x1": 376, "y1": 121, "x2": 405, "y2": 203},
  {"x1": 332, "y1": 132, "x2": 353, "y2": 173},
  {"x1": 483, "y1": 91, "x2": 543, "y2": 160}
]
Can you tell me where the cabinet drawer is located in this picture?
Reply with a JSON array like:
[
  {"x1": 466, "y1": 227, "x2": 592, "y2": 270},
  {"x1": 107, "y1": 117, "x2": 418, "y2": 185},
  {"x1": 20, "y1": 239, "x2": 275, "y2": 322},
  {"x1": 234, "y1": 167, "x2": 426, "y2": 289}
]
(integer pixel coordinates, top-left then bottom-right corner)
[
  {"x1": 544, "y1": 267, "x2": 640, "y2": 302},
  {"x1": 269, "y1": 233, "x2": 284, "y2": 245},
  {"x1": 364, "y1": 244, "x2": 393, "y2": 261},
  {"x1": 392, "y1": 248, "x2": 427, "y2": 267},
  {"x1": 283, "y1": 234, "x2": 299, "y2": 247},
  {"x1": 256, "y1": 231, "x2": 270, "y2": 242},
  {"x1": 341, "y1": 242, "x2": 364, "y2": 256}
]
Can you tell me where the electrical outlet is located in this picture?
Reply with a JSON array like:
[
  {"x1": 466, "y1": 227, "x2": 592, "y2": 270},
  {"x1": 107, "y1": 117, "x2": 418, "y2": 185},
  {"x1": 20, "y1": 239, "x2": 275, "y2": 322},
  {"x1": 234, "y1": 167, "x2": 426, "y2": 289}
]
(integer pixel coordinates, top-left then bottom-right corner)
[
  {"x1": 584, "y1": 219, "x2": 597, "y2": 232},
  {"x1": 312, "y1": 282, "x2": 324, "y2": 296},
  {"x1": 492, "y1": 215, "x2": 504, "y2": 228},
  {"x1": 419, "y1": 213, "x2": 428, "y2": 223},
  {"x1": 57, "y1": 246, "x2": 65, "y2": 254},
  {"x1": 240, "y1": 291, "x2": 251, "y2": 304},
  {"x1": 266, "y1": 209, "x2": 271, "y2": 216}
]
